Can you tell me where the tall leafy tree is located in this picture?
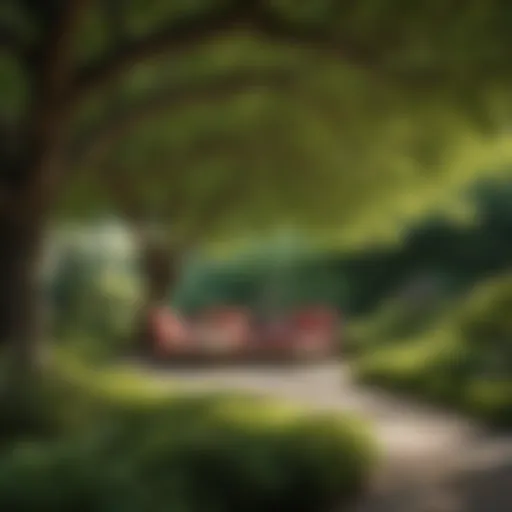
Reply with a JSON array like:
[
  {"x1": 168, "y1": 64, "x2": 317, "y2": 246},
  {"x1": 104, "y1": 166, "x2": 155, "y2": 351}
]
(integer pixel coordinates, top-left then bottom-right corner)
[{"x1": 2, "y1": 0, "x2": 512, "y2": 392}]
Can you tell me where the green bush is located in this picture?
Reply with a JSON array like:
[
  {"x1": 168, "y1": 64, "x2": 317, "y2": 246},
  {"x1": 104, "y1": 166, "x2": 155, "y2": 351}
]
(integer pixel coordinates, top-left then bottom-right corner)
[
  {"x1": 355, "y1": 328, "x2": 512, "y2": 428},
  {"x1": 354, "y1": 274, "x2": 512, "y2": 428},
  {"x1": 463, "y1": 379, "x2": 512, "y2": 427},
  {"x1": 344, "y1": 294, "x2": 450, "y2": 357},
  {"x1": 0, "y1": 361, "x2": 377, "y2": 512},
  {"x1": 455, "y1": 274, "x2": 512, "y2": 376},
  {"x1": 50, "y1": 244, "x2": 141, "y2": 360}
]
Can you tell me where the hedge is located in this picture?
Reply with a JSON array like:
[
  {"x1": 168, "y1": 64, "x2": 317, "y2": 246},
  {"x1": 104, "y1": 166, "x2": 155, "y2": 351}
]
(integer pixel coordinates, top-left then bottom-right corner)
[
  {"x1": 355, "y1": 337, "x2": 512, "y2": 428},
  {"x1": 0, "y1": 357, "x2": 377, "y2": 512}
]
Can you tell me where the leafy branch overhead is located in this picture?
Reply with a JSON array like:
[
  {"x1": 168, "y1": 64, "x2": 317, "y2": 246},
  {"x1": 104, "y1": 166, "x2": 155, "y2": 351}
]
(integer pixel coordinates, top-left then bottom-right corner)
[
  {"x1": 70, "y1": 67, "x2": 297, "y2": 167},
  {"x1": 7, "y1": 1, "x2": 512, "y2": 106},
  {"x1": 2, "y1": 0, "x2": 512, "y2": 376},
  {"x1": 2, "y1": 0, "x2": 512, "y2": 231},
  {"x1": 71, "y1": 1, "x2": 386, "y2": 102},
  {"x1": 68, "y1": 0, "x2": 512, "y2": 103}
]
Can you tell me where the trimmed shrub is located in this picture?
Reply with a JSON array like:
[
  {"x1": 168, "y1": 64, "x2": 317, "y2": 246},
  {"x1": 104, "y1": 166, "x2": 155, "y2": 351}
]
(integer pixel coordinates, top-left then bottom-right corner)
[
  {"x1": 0, "y1": 362, "x2": 377, "y2": 512},
  {"x1": 355, "y1": 331, "x2": 511, "y2": 427},
  {"x1": 354, "y1": 274, "x2": 512, "y2": 428}
]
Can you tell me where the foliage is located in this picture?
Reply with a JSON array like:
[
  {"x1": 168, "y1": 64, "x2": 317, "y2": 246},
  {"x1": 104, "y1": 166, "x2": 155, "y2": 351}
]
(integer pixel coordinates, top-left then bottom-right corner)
[
  {"x1": 355, "y1": 338, "x2": 512, "y2": 428},
  {"x1": 3, "y1": 1, "x2": 510, "y2": 244},
  {"x1": 324, "y1": 173, "x2": 512, "y2": 317},
  {"x1": 456, "y1": 273, "x2": 512, "y2": 354},
  {"x1": 0, "y1": 357, "x2": 377, "y2": 512},
  {"x1": 346, "y1": 180, "x2": 512, "y2": 425},
  {"x1": 353, "y1": 274, "x2": 512, "y2": 428},
  {"x1": 58, "y1": 170, "x2": 511, "y2": 328},
  {"x1": 182, "y1": 171, "x2": 512, "y2": 322},
  {"x1": 48, "y1": 233, "x2": 141, "y2": 358},
  {"x1": 176, "y1": 241, "x2": 347, "y2": 314},
  {"x1": 50, "y1": 172, "x2": 512, "y2": 359},
  {"x1": 345, "y1": 291, "x2": 450, "y2": 352},
  {"x1": 4, "y1": 1, "x2": 512, "y2": 378}
]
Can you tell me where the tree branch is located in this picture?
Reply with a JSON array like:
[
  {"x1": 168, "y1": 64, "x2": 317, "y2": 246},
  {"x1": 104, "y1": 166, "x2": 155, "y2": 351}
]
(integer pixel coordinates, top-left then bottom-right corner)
[
  {"x1": 70, "y1": 1, "x2": 410, "y2": 105},
  {"x1": 247, "y1": 3, "x2": 382, "y2": 71},
  {"x1": 68, "y1": 0, "x2": 466, "y2": 113},
  {"x1": 70, "y1": 68, "x2": 296, "y2": 167},
  {"x1": 245, "y1": 3, "x2": 445, "y2": 88},
  {"x1": 71, "y1": 2, "x2": 245, "y2": 102}
]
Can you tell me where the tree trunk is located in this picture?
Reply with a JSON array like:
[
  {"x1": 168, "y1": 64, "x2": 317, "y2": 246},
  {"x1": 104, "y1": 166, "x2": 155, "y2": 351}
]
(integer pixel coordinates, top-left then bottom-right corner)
[
  {"x1": 136, "y1": 239, "x2": 181, "y2": 354},
  {"x1": 0, "y1": 213, "x2": 47, "y2": 433}
]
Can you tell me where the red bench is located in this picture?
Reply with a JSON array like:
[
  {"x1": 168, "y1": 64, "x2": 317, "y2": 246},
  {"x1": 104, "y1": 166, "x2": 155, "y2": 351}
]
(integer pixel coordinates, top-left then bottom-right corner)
[
  {"x1": 147, "y1": 305, "x2": 339, "y2": 361},
  {"x1": 149, "y1": 307, "x2": 190, "y2": 355},
  {"x1": 193, "y1": 307, "x2": 252, "y2": 354}
]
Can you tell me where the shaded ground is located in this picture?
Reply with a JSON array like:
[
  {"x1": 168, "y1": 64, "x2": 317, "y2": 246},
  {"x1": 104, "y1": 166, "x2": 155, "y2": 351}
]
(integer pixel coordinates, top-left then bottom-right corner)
[{"x1": 130, "y1": 361, "x2": 512, "y2": 512}]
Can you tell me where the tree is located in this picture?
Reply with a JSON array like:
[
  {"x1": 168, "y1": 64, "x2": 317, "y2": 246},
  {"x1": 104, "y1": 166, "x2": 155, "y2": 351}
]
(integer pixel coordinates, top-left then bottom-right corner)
[
  {"x1": 73, "y1": 98, "x2": 509, "y2": 351},
  {"x1": 3, "y1": 0, "x2": 512, "y2": 390}
]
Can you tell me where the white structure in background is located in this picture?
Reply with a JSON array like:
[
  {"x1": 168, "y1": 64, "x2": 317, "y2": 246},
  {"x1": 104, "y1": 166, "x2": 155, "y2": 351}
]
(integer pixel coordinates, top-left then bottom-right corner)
[
  {"x1": 42, "y1": 219, "x2": 137, "y2": 287},
  {"x1": 57, "y1": 220, "x2": 134, "y2": 256}
]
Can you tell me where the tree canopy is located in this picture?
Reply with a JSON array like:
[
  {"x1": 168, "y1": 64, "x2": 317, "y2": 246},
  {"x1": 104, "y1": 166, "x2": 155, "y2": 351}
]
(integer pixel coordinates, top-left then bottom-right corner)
[
  {"x1": 3, "y1": 1, "x2": 512, "y2": 247},
  {"x1": 3, "y1": 0, "x2": 512, "y2": 398}
]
